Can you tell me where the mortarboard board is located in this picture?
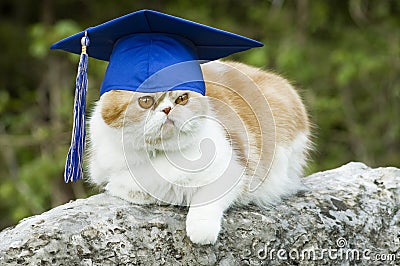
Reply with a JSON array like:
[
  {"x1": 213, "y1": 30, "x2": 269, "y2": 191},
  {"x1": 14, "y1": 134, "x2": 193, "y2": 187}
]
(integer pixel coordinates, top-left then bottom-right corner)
[{"x1": 51, "y1": 9, "x2": 263, "y2": 183}]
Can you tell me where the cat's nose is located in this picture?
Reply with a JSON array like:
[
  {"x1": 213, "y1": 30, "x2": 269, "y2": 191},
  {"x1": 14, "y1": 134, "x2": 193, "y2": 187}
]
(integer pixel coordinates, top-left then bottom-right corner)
[{"x1": 162, "y1": 107, "x2": 172, "y2": 115}]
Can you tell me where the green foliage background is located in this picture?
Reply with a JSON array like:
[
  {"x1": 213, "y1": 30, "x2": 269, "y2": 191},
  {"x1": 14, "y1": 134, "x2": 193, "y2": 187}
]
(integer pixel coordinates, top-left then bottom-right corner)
[{"x1": 0, "y1": 0, "x2": 399, "y2": 230}]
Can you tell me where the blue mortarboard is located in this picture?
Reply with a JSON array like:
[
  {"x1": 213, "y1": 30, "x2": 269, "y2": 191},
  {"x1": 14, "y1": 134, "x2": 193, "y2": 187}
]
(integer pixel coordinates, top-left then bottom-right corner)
[{"x1": 51, "y1": 9, "x2": 263, "y2": 183}]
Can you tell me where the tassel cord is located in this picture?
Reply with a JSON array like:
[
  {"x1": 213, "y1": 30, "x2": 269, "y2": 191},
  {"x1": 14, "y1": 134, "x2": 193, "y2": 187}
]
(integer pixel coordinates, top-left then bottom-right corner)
[{"x1": 64, "y1": 32, "x2": 90, "y2": 182}]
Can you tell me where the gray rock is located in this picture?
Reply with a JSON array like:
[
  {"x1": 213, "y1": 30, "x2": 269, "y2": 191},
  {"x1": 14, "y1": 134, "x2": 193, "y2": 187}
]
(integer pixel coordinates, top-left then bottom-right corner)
[{"x1": 0, "y1": 162, "x2": 399, "y2": 265}]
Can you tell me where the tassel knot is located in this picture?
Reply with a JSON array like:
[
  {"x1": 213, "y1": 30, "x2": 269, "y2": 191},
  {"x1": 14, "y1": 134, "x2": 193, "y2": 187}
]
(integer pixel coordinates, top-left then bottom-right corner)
[{"x1": 81, "y1": 32, "x2": 90, "y2": 54}]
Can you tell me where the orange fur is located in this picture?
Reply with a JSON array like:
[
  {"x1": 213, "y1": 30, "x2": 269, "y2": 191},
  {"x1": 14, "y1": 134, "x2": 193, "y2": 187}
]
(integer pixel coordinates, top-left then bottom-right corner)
[{"x1": 202, "y1": 61, "x2": 309, "y2": 178}]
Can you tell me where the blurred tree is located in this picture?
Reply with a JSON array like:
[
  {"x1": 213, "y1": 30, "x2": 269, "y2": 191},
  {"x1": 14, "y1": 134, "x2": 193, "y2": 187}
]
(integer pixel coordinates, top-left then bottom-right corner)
[{"x1": 0, "y1": 0, "x2": 399, "y2": 230}]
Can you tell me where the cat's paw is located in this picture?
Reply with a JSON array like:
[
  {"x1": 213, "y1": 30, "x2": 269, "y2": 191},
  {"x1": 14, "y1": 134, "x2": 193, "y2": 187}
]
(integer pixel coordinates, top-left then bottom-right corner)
[{"x1": 185, "y1": 208, "x2": 222, "y2": 245}]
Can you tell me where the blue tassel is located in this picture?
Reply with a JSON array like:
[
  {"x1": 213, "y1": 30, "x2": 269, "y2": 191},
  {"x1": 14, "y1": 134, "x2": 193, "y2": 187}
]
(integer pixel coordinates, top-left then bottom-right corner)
[{"x1": 64, "y1": 32, "x2": 90, "y2": 183}]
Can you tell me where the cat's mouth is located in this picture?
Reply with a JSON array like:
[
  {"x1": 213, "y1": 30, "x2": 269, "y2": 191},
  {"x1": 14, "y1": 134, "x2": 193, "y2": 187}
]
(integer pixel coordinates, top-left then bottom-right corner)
[
  {"x1": 163, "y1": 118, "x2": 175, "y2": 126},
  {"x1": 159, "y1": 118, "x2": 177, "y2": 138}
]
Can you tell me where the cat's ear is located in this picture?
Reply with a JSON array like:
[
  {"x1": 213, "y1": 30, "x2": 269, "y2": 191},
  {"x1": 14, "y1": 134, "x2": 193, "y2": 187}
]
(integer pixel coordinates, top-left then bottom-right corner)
[{"x1": 100, "y1": 90, "x2": 133, "y2": 128}]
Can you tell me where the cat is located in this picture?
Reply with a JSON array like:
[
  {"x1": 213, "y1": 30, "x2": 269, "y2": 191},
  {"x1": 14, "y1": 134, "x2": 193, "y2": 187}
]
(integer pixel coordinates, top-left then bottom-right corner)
[{"x1": 87, "y1": 60, "x2": 311, "y2": 245}]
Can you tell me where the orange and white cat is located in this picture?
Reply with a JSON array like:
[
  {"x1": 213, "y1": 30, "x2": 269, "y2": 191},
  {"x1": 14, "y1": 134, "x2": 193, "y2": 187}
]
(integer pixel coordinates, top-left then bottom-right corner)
[{"x1": 88, "y1": 60, "x2": 310, "y2": 245}]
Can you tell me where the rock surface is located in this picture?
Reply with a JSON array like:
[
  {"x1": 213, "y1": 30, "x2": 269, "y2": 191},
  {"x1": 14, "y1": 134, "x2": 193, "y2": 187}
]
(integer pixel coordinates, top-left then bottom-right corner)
[{"x1": 0, "y1": 162, "x2": 399, "y2": 265}]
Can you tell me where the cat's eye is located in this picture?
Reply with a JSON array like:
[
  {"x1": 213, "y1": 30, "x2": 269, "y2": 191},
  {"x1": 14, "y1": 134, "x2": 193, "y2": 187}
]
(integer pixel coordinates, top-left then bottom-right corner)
[
  {"x1": 138, "y1": 96, "x2": 155, "y2": 109},
  {"x1": 175, "y1": 93, "x2": 189, "y2": 105}
]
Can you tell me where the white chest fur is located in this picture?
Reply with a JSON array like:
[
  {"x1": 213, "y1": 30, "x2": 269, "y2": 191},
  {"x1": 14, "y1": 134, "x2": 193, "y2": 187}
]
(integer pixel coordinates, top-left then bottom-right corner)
[{"x1": 88, "y1": 105, "x2": 243, "y2": 206}]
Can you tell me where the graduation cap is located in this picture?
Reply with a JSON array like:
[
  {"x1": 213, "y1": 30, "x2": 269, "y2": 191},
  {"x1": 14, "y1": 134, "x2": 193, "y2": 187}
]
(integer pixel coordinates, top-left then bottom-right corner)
[{"x1": 51, "y1": 9, "x2": 263, "y2": 183}]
